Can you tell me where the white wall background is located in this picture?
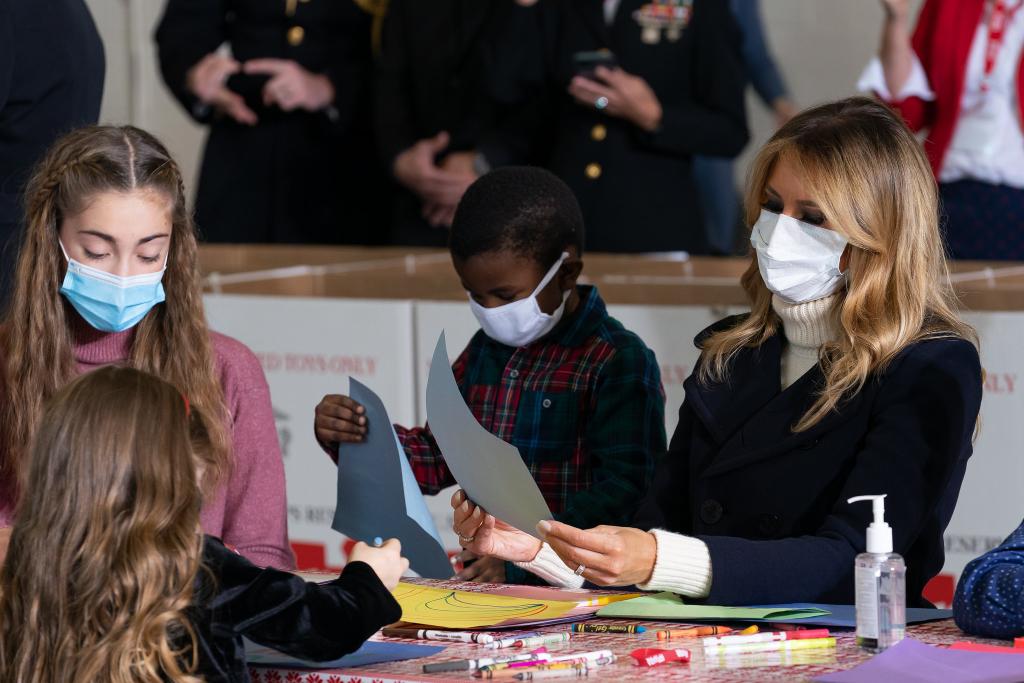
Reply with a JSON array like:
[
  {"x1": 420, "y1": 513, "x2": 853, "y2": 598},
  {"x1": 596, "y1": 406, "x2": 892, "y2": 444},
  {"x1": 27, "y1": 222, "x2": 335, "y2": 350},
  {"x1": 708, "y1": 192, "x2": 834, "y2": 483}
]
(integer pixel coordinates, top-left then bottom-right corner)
[{"x1": 84, "y1": 0, "x2": 925, "y2": 199}]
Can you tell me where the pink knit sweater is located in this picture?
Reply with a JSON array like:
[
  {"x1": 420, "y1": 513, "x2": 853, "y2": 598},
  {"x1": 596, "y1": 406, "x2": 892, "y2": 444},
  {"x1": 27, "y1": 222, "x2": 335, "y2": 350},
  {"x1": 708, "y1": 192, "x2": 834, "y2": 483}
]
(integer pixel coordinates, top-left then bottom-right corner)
[{"x1": 0, "y1": 317, "x2": 295, "y2": 570}]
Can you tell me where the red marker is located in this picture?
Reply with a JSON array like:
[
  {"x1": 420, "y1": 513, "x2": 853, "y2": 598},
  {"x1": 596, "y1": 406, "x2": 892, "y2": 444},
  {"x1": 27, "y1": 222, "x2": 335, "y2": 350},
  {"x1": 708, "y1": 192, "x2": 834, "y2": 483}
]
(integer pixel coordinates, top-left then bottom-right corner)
[{"x1": 629, "y1": 648, "x2": 691, "y2": 668}]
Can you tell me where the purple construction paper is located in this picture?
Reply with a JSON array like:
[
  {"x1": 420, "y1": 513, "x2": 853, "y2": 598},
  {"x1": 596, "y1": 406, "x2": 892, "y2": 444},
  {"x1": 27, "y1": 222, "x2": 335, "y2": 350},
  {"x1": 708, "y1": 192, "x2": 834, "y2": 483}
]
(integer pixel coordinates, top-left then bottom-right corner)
[{"x1": 814, "y1": 638, "x2": 1024, "y2": 683}]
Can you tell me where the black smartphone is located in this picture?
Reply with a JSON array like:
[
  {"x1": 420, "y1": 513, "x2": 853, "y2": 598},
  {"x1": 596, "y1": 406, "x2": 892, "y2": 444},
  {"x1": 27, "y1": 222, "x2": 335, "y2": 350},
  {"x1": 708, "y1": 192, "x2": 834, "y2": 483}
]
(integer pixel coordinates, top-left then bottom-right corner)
[{"x1": 572, "y1": 49, "x2": 618, "y2": 80}]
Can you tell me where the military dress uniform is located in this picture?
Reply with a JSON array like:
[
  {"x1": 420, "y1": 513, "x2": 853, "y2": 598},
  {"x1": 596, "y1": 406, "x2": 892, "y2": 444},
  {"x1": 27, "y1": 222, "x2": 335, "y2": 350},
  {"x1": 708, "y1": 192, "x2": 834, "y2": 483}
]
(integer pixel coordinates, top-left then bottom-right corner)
[
  {"x1": 374, "y1": 0, "x2": 501, "y2": 246},
  {"x1": 156, "y1": 0, "x2": 380, "y2": 244},
  {"x1": 483, "y1": 0, "x2": 748, "y2": 254}
]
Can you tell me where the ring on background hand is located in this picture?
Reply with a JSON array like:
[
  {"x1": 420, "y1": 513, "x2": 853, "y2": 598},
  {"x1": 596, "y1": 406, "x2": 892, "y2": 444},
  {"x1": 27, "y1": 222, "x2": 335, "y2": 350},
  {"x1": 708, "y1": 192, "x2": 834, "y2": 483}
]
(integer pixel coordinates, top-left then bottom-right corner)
[
  {"x1": 574, "y1": 564, "x2": 586, "y2": 576},
  {"x1": 459, "y1": 534, "x2": 476, "y2": 544},
  {"x1": 595, "y1": 96, "x2": 609, "y2": 110}
]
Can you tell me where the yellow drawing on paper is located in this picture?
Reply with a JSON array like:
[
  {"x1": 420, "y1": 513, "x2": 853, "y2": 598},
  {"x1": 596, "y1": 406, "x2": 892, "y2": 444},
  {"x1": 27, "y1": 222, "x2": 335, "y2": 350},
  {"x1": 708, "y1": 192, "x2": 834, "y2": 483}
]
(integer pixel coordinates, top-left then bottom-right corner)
[{"x1": 392, "y1": 583, "x2": 579, "y2": 629}]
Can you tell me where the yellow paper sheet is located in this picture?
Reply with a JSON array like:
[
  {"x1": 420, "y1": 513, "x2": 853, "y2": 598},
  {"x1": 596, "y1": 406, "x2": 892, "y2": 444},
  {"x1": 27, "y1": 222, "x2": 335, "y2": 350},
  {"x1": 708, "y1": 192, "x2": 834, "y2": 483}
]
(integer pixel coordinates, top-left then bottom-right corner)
[{"x1": 392, "y1": 583, "x2": 580, "y2": 629}]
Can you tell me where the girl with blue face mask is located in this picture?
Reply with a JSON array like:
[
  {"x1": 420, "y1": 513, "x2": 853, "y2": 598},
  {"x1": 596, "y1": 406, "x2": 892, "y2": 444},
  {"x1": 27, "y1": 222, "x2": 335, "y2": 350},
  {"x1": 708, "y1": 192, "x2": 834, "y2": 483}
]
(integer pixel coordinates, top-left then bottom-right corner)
[
  {"x1": 451, "y1": 97, "x2": 983, "y2": 609},
  {"x1": 0, "y1": 125, "x2": 293, "y2": 572}
]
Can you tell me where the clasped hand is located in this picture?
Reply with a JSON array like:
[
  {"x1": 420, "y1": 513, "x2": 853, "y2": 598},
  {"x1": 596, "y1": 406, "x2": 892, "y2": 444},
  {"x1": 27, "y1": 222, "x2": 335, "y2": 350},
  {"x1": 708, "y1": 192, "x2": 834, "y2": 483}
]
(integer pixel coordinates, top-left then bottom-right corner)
[{"x1": 186, "y1": 53, "x2": 335, "y2": 126}]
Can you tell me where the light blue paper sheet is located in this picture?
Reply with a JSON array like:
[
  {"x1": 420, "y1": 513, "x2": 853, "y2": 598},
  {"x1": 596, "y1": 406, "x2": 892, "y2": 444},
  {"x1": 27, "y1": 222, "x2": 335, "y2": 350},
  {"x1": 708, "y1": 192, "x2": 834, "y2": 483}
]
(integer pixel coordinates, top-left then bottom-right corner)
[{"x1": 425, "y1": 332, "x2": 553, "y2": 538}]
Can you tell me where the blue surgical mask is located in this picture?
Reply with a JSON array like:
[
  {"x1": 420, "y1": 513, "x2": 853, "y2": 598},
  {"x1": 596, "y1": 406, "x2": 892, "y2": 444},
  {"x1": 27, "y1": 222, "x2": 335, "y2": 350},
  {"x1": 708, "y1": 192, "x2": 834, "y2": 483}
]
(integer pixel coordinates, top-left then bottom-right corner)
[{"x1": 58, "y1": 242, "x2": 167, "y2": 333}]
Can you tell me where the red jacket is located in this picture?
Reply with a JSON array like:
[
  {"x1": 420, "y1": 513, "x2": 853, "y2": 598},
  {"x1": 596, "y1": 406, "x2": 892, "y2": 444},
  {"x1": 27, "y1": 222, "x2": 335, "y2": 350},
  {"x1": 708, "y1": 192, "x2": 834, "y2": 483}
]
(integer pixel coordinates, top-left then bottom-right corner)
[{"x1": 890, "y1": 0, "x2": 1024, "y2": 176}]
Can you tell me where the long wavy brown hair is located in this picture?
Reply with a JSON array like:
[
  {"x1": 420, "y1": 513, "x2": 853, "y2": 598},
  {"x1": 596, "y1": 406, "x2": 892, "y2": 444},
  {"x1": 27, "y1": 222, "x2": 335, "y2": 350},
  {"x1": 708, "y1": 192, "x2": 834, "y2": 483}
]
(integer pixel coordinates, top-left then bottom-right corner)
[
  {"x1": 0, "y1": 125, "x2": 229, "y2": 492},
  {"x1": 700, "y1": 97, "x2": 978, "y2": 431},
  {"x1": 0, "y1": 366, "x2": 211, "y2": 682}
]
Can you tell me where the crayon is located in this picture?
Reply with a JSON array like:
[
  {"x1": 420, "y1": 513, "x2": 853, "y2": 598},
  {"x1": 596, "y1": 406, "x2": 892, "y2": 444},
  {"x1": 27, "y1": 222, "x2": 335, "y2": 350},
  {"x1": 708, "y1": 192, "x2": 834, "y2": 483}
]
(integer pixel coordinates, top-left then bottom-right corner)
[
  {"x1": 656, "y1": 625, "x2": 733, "y2": 640},
  {"x1": 571, "y1": 623, "x2": 646, "y2": 634}
]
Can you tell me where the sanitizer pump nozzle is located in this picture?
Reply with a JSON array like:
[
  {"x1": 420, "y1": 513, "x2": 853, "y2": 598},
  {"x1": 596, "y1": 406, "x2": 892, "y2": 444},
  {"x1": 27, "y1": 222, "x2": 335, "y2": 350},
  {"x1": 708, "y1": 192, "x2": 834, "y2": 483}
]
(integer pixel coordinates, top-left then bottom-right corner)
[{"x1": 847, "y1": 494, "x2": 893, "y2": 554}]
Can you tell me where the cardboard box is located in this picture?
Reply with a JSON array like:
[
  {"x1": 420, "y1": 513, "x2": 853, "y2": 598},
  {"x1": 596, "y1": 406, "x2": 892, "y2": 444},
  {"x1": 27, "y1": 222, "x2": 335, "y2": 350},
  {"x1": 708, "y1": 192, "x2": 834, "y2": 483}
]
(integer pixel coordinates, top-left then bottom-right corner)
[{"x1": 200, "y1": 246, "x2": 1024, "y2": 311}]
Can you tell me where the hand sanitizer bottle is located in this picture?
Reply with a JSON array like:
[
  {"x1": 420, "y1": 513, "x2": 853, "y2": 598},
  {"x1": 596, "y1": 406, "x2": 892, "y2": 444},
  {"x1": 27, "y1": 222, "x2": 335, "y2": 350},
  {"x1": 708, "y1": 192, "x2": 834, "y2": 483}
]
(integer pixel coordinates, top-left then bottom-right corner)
[{"x1": 848, "y1": 495, "x2": 906, "y2": 652}]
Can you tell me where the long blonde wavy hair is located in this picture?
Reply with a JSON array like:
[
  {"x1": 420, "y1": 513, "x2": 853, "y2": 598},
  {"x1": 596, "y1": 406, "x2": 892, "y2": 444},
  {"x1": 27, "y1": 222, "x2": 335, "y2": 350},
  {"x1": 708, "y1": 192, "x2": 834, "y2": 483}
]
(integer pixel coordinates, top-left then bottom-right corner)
[
  {"x1": 0, "y1": 125, "x2": 229, "y2": 491},
  {"x1": 0, "y1": 366, "x2": 212, "y2": 682},
  {"x1": 700, "y1": 96, "x2": 978, "y2": 431}
]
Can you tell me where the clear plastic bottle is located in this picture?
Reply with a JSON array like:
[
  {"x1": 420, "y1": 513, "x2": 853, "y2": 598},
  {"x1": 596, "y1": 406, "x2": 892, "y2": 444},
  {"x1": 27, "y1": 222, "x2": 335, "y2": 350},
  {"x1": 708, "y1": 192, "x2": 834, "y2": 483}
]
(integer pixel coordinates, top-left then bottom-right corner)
[{"x1": 848, "y1": 495, "x2": 907, "y2": 652}]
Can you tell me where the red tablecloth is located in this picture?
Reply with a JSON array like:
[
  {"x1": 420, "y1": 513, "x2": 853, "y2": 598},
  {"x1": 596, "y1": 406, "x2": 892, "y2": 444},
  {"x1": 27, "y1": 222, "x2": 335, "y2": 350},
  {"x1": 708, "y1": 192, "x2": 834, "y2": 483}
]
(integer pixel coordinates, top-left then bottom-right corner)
[{"x1": 249, "y1": 578, "x2": 1008, "y2": 683}]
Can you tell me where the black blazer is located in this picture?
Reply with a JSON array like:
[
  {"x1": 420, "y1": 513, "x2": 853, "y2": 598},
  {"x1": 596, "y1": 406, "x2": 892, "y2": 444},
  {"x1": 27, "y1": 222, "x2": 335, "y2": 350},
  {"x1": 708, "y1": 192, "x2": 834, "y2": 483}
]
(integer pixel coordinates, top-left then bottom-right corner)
[
  {"x1": 482, "y1": 0, "x2": 748, "y2": 254},
  {"x1": 636, "y1": 316, "x2": 983, "y2": 606},
  {"x1": 155, "y1": 0, "x2": 380, "y2": 244},
  {"x1": 188, "y1": 536, "x2": 400, "y2": 681},
  {"x1": 373, "y1": 0, "x2": 500, "y2": 246}
]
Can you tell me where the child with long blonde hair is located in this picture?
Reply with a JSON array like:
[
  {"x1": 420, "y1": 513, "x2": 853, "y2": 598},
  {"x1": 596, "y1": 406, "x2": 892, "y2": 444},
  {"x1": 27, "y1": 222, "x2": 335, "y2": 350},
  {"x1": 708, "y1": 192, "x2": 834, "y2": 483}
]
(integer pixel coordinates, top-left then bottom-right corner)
[{"x1": 0, "y1": 367, "x2": 407, "y2": 682}]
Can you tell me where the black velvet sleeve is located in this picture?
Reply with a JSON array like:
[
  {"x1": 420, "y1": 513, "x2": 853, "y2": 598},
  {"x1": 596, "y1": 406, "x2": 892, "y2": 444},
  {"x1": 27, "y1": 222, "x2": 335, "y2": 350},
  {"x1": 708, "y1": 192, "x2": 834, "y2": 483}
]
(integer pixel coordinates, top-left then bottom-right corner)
[{"x1": 204, "y1": 537, "x2": 402, "y2": 662}]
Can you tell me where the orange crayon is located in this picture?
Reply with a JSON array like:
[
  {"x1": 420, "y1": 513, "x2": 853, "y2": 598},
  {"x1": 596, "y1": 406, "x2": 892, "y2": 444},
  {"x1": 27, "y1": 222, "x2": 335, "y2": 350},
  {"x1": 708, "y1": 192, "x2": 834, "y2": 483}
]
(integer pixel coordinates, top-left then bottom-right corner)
[{"x1": 656, "y1": 625, "x2": 733, "y2": 640}]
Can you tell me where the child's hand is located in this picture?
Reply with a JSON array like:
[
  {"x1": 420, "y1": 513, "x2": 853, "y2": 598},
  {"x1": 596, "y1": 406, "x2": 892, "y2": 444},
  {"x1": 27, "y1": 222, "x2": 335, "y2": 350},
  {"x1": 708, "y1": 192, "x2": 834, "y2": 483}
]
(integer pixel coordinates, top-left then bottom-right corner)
[
  {"x1": 348, "y1": 539, "x2": 409, "y2": 591},
  {"x1": 451, "y1": 489, "x2": 542, "y2": 562},
  {"x1": 315, "y1": 395, "x2": 368, "y2": 446}
]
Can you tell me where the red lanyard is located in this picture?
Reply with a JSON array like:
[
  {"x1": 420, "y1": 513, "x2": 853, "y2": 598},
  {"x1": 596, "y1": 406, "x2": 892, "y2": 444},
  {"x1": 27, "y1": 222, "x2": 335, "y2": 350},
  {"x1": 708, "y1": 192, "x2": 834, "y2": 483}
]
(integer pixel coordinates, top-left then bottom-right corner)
[{"x1": 982, "y1": 0, "x2": 1024, "y2": 92}]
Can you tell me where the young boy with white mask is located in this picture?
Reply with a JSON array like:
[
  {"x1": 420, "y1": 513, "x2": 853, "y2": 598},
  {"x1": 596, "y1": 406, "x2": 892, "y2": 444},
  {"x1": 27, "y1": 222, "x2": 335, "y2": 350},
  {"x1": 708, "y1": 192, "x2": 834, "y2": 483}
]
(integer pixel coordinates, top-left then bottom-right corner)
[{"x1": 315, "y1": 167, "x2": 666, "y2": 584}]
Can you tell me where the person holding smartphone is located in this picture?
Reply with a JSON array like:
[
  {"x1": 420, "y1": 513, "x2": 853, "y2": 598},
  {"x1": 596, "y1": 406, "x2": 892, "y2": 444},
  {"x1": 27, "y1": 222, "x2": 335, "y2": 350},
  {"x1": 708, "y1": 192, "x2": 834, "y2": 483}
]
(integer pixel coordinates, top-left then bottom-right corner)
[{"x1": 478, "y1": 0, "x2": 748, "y2": 254}]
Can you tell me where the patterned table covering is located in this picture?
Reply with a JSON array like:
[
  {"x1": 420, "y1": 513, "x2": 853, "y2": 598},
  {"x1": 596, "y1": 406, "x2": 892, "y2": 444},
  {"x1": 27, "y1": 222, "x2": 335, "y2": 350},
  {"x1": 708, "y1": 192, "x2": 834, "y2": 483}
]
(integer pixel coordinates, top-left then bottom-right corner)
[{"x1": 250, "y1": 578, "x2": 1010, "y2": 683}]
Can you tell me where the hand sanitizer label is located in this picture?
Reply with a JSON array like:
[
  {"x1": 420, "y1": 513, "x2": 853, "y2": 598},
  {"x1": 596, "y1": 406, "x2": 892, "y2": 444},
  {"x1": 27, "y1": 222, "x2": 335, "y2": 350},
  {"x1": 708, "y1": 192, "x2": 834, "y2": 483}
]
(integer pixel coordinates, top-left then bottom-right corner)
[{"x1": 855, "y1": 564, "x2": 880, "y2": 639}]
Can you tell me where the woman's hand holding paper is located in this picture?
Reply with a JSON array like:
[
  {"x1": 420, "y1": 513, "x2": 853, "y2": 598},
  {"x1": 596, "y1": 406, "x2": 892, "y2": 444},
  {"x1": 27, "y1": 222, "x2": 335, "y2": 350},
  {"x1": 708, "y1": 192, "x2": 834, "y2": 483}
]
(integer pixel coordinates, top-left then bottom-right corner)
[
  {"x1": 538, "y1": 520, "x2": 657, "y2": 587},
  {"x1": 451, "y1": 489, "x2": 541, "y2": 562}
]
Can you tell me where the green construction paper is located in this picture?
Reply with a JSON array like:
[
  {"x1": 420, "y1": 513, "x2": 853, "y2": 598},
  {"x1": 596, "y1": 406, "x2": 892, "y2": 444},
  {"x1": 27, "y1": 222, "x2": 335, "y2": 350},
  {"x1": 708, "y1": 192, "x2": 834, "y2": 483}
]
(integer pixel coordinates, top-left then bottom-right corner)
[{"x1": 596, "y1": 593, "x2": 831, "y2": 622}]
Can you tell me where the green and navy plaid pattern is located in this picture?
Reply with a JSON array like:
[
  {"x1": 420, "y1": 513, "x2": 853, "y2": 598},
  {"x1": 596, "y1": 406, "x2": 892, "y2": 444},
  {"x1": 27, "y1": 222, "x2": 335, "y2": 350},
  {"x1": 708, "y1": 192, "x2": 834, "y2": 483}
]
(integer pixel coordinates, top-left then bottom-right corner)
[{"x1": 398, "y1": 285, "x2": 666, "y2": 530}]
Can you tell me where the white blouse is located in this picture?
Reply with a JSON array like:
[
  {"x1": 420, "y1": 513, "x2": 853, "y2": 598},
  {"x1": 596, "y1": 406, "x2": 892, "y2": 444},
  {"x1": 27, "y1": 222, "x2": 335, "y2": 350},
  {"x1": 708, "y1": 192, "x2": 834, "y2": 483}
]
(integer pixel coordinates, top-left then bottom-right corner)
[{"x1": 858, "y1": 2, "x2": 1024, "y2": 189}]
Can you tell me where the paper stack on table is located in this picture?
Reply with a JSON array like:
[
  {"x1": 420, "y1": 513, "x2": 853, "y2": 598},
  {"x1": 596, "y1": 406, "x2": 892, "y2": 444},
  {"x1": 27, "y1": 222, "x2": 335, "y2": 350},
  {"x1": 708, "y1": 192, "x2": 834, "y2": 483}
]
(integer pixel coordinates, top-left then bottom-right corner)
[
  {"x1": 597, "y1": 592, "x2": 830, "y2": 622},
  {"x1": 598, "y1": 592, "x2": 954, "y2": 627},
  {"x1": 392, "y1": 582, "x2": 639, "y2": 630}
]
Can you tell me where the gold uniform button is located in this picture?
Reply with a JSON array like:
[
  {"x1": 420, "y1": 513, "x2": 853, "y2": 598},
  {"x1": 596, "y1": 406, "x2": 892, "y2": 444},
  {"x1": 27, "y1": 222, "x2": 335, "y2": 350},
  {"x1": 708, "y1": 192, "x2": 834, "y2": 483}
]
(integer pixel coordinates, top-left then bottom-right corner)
[
  {"x1": 287, "y1": 26, "x2": 305, "y2": 46},
  {"x1": 585, "y1": 163, "x2": 602, "y2": 180},
  {"x1": 591, "y1": 124, "x2": 607, "y2": 141}
]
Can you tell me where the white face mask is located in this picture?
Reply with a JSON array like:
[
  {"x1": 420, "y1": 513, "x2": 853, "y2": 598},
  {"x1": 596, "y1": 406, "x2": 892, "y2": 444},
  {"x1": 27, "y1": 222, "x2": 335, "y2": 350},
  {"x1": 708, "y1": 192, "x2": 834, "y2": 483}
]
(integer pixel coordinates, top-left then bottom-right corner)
[
  {"x1": 469, "y1": 252, "x2": 570, "y2": 347},
  {"x1": 750, "y1": 209, "x2": 848, "y2": 304}
]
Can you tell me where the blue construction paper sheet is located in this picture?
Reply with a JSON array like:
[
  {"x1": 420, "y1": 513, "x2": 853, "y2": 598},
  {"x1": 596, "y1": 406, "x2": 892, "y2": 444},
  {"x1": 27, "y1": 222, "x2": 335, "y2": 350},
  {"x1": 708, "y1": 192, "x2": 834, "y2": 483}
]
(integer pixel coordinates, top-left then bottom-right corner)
[
  {"x1": 813, "y1": 638, "x2": 1024, "y2": 683},
  {"x1": 750, "y1": 603, "x2": 953, "y2": 628},
  {"x1": 244, "y1": 639, "x2": 445, "y2": 670},
  {"x1": 394, "y1": 427, "x2": 443, "y2": 546},
  {"x1": 331, "y1": 378, "x2": 453, "y2": 579}
]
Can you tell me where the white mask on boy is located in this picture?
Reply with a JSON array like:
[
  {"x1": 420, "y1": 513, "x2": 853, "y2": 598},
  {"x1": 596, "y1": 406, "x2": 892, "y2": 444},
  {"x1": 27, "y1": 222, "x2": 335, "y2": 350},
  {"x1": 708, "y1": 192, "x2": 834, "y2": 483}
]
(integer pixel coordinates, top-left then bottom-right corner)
[
  {"x1": 469, "y1": 252, "x2": 570, "y2": 347},
  {"x1": 750, "y1": 209, "x2": 848, "y2": 304}
]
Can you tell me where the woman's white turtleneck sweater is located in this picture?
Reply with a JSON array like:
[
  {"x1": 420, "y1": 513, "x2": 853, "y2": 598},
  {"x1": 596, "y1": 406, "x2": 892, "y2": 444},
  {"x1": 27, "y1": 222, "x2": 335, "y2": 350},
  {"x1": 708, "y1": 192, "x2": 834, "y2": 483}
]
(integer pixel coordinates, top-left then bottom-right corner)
[{"x1": 517, "y1": 294, "x2": 841, "y2": 594}]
